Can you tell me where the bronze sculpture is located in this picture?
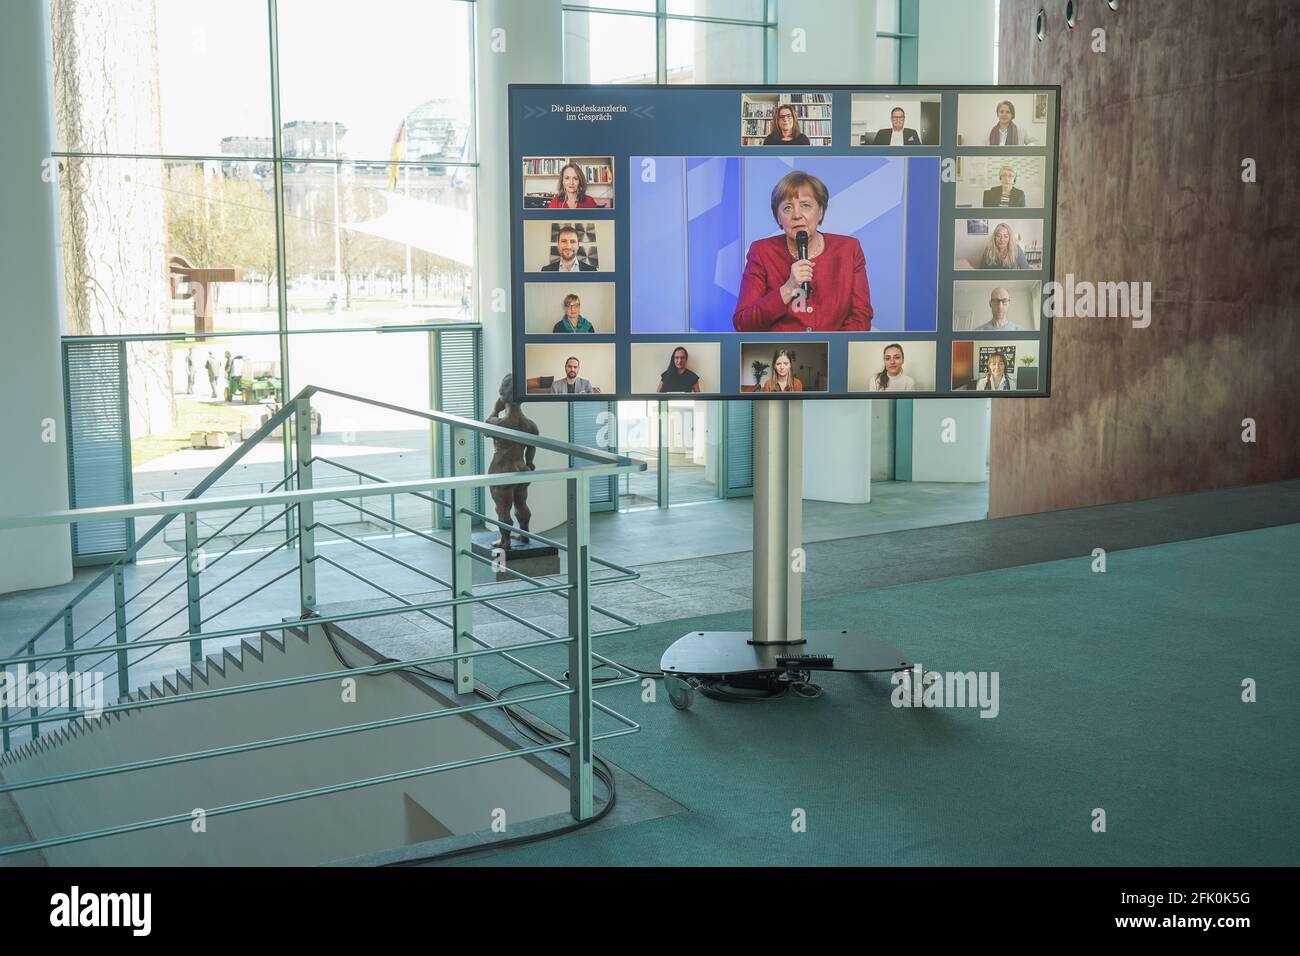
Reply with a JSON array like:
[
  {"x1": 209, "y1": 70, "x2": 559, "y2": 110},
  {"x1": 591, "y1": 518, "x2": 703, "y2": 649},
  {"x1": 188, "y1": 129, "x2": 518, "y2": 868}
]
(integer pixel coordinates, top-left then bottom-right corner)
[{"x1": 485, "y1": 374, "x2": 539, "y2": 551}]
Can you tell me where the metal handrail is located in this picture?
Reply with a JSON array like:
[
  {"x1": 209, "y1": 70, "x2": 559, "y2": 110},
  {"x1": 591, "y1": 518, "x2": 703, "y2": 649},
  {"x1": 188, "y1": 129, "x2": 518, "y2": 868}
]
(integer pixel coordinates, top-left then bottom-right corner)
[
  {"x1": 0, "y1": 386, "x2": 646, "y2": 860},
  {"x1": 0, "y1": 383, "x2": 634, "y2": 634},
  {"x1": 6, "y1": 398, "x2": 303, "y2": 646},
  {"x1": 0, "y1": 581, "x2": 574, "y2": 671},
  {"x1": 1, "y1": 632, "x2": 574, "y2": 733},
  {"x1": 316, "y1": 453, "x2": 640, "y2": 577},
  {"x1": 0, "y1": 466, "x2": 635, "y2": 531}
]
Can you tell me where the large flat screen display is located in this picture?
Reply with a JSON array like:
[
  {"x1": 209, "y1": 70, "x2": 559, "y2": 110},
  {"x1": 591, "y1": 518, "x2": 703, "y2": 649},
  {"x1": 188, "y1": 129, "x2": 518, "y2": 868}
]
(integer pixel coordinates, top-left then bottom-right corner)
[{"x1": 509, "y1": 85, "x2": 1059, "y2": 401}]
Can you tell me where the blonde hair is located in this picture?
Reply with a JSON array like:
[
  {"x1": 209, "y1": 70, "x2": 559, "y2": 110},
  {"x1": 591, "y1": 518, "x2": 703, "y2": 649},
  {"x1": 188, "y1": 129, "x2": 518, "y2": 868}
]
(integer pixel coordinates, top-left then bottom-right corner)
[{"x1": 980, "y1": 222, "x2": 1023, "y2": 268}]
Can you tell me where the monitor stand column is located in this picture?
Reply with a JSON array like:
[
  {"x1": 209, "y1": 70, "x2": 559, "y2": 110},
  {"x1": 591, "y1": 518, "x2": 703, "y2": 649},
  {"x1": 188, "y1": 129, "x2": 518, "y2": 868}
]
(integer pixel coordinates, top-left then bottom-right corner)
[
  {"x1": 753, "y1": 399, "x2": 803, "y2": 644},
  {"x1": 660, "y1": 401, "x2": 912, "y2": 710}
]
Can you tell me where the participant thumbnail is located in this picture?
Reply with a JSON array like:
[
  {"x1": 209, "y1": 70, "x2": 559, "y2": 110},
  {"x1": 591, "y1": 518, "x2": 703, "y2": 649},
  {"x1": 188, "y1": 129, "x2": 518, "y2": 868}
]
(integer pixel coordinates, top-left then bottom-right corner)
[
  {"x1": 950, "y1": 339, "x2": 1042, "y2": 391},
  {"x1": 524, "y1": 344, "x2": 615, "y2": 395},
  {"x1": 850, "y1": 93, "x2": 941, "y2": 146},
  {"x1": 957, "y1": 91, "x2": 1051, "y2": 146},
  {"x1": 740, "y1": 92, "x2": 832, "y2": 147},
  {"x1": 524, "y1": 282, "x2": 615, "y2": 334},
  {"x1": 953, "y1": 218, "x2": 1044, "y2": 271},
  {"x1": 847, "y1": 341, "x2": 937, "y2": 392},
  {"x1": 522, "y1": 221, "x2": 614, "y2": 273},
  {"x1": 952, "y1": 280, "x2": 1042, "y2": 332},
  {"x1": 954, "y1": 156, "x2": 1047, "y2": 208},
  {"x1": 630, "y1": 343, "x2": 721, "y2": 394},
  {"x1": 738, "y1": 341, "x2": 829, "y2": 393},
  {"x1": 522, "y1": 156, "x2": 615, "y2": 209}
]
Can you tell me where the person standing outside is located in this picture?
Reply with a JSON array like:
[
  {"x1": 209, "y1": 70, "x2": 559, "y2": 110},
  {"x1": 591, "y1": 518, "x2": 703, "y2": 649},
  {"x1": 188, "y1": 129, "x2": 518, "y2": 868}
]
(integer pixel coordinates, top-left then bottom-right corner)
[{"x1": 205, "y1": 351, "x2": 220, "y2": 398}]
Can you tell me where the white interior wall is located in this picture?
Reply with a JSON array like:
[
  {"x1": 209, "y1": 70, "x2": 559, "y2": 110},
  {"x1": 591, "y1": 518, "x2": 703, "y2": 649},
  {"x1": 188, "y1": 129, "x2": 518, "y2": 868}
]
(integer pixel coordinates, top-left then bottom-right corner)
[{"x1": 0, "y1": 0, "x2": 73, "y2": 595}]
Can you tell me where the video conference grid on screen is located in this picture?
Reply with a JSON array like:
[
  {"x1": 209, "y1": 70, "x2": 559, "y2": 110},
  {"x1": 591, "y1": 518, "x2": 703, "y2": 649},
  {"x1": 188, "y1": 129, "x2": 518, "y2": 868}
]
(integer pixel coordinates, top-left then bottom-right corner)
[{"x1": 509, "y1": 85, "x2": 1058, "y2": 401}]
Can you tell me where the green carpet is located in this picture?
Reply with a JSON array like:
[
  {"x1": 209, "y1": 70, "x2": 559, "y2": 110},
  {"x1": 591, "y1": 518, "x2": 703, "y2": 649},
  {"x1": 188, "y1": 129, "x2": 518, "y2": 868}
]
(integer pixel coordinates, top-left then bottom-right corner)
[{"x1": 464, "y1": 524, "x2": 1300, "y2": 866}]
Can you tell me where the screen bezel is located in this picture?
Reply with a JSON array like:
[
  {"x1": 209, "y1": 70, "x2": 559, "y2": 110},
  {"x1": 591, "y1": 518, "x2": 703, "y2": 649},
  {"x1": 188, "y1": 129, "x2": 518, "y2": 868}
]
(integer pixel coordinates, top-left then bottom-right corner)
[{"x1": 507, "y1": 83, "x2": 1062, "y2": 404}]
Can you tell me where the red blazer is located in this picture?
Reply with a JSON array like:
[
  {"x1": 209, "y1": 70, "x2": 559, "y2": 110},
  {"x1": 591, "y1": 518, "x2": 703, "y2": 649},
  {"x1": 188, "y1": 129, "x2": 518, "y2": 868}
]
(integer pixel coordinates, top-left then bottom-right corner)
[
  {"x1": 732, "y1": 233, "x2": 873, "y2": 332},
  {"x1": 548, "y1": 195, "x2": 601, "y2": 208}
]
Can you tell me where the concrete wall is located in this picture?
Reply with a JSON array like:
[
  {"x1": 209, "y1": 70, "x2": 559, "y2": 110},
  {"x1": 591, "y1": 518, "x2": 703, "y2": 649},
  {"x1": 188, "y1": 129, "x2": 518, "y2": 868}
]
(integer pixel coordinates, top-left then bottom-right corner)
[
  {"x1": 0, "y1": 0, "x2": 73, "y2": 595},
  {"x1": 990, "y1": 0, "x2": 1300, "y2": 517}
]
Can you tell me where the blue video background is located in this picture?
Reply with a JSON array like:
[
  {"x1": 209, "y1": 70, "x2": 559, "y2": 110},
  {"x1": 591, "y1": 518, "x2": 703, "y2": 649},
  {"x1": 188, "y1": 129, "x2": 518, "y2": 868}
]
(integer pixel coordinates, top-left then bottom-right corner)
[{"x1": 630, "y1": 155, "x2": 940, "y2": 333}]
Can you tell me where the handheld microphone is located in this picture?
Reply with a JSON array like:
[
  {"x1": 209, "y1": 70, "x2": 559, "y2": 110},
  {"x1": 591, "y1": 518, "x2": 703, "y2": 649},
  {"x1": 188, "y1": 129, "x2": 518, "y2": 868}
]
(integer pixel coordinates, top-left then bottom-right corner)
[{"x1": 795, "y1": 230, "x2": 810, "y2": 299}]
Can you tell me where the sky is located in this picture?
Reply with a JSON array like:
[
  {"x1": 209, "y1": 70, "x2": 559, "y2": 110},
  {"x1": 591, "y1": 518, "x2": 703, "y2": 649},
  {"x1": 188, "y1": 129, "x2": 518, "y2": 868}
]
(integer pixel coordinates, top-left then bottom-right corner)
[{"x1": 154, "y1": 0, "x2": 474, "y2": 159}]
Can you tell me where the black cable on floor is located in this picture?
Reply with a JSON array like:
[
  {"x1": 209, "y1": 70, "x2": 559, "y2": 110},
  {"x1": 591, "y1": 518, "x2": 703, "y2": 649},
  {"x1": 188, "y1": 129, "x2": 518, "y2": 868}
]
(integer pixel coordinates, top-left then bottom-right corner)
[{"x1": 697, "y1": 679, "x2": 788, "y2": 703}]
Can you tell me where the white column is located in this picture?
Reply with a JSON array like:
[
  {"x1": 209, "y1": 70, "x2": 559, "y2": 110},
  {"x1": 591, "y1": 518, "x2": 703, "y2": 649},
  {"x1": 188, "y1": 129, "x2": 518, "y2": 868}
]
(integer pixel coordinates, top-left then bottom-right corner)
[
  {"x1": 0, "y1": 0, "x2": 73, "y2": 594},
  {"x1": 803, "y1": 400, "x2": 871, "y2": 503},
  {"x1": 907, "y1": 0, "x2": 998, "y2": 485},
  {"x1": 776, "y1": 0, "x2": 879, "y2": 83},
  {"x1": 918, "y1": 0, "x2": 997, "y2": 85},
  {"x1": 474, "y1": 1, "x2": 569, "y2": 533},
  {"x1": 910, "y1": 399, "x2": 990, "y2": 483},
  {"x1": 475, "y1": 0, "x2": 562, "y2": 396}
]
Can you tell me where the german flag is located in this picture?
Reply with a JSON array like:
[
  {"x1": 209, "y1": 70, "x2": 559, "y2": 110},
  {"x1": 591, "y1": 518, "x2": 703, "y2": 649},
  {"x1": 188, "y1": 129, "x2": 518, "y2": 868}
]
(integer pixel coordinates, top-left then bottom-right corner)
[{"x1": 388, "y1": 120, "x2": 406, "y2": 191}]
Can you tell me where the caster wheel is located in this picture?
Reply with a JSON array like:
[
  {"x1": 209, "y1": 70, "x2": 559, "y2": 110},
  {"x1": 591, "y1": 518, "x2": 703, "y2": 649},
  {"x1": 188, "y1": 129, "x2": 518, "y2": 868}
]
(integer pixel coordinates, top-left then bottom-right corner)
[{"x1": 666, "y1": 675, "x2": 695, "y2": 711}]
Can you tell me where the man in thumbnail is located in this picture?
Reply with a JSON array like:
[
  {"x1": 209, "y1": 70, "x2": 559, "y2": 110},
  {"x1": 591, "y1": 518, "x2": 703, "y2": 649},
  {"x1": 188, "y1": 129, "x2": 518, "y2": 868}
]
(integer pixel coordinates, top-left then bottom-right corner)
[
  {"x1": 974, "y1": 287, "x2": 1025, "y2": 331},
  {"x1": 551, "y1": 356, "x2": 599, "y2": 394},
  {"x1": 541, "y1": 225, "x2": 596, "y2": 272},
  {"x1": 553, "y1": 293, "x2": 595, "y2": 333},
  {"x1": 656, "y1": 347, "x2": 702, "y2": 393},
  {"x1": 870, "y1": 107, "x2": 921, "y2": 146},
  {"x1": 732, "y1": 171, "x2": 873, "y2": 333}
]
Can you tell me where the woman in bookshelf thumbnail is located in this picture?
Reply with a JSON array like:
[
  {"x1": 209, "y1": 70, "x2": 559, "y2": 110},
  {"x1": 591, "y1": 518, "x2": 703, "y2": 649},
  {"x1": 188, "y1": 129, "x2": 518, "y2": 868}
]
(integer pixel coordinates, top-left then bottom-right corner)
[
  {"x1": 732, "y1": 170, "x2": 873, "y2": 333},
  {"x1": 548, "y1": 163, "x2": 601, "y2": 209},
  {"x1": 761, "y1": 349, "x2": 803, "y2": 392},
  {"x1": 978, "y1": 222, "x2": 1030, "y2": 269},
  {"x1": 656, "y1": 347, "x2": 702, "y2": 393},
  {"x1": 763, "y1": 104, "x2": 810, "y2": 146},
  {"x1": 552, "y1": 293, "x2": 595, "y2": 333}
]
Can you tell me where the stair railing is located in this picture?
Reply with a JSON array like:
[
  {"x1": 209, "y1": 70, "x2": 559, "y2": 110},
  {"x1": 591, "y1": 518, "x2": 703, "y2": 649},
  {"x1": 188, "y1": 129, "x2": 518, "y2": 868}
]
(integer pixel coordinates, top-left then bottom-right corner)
[{"x1": 0, "y1": 385, "x2": 645, "y2": 858}]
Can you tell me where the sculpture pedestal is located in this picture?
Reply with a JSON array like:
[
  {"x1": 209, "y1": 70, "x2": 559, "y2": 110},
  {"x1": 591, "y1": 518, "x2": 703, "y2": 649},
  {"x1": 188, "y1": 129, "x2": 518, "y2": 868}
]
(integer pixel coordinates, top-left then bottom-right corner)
[{"x1": 471, "y1": 531, "x2": 559, "y2": 583}]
